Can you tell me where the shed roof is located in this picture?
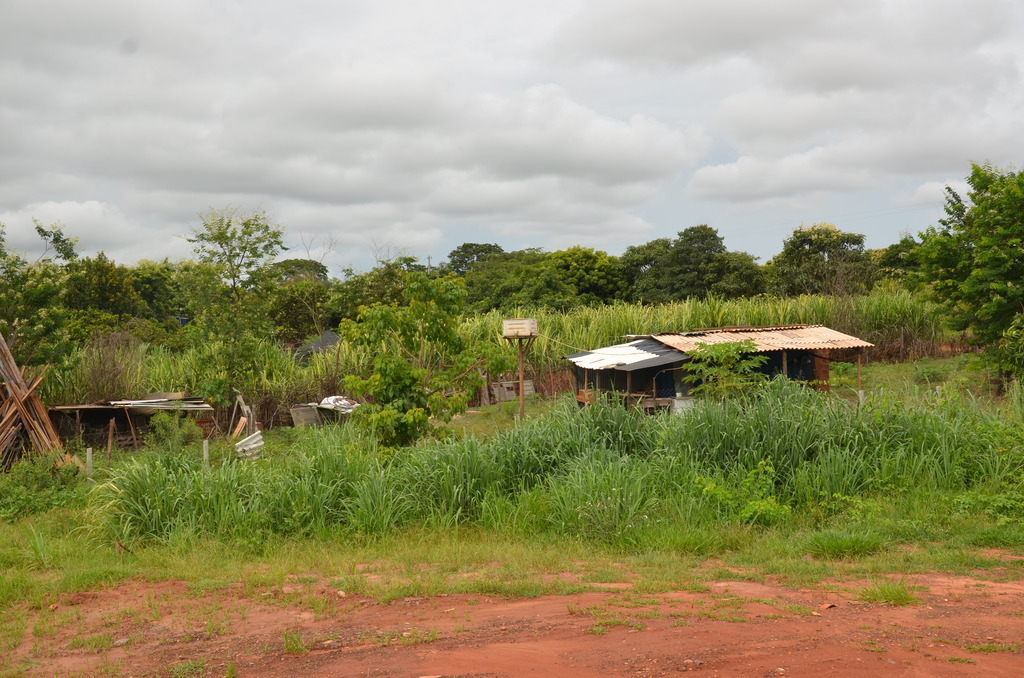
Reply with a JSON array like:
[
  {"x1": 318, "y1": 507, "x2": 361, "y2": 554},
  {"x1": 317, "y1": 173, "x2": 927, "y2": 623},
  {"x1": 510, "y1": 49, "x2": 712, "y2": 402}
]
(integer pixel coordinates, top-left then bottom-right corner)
[
  {"x1": 565, "y1": 338, "x2": 687, "y2": 372},
  {"x1": 650, "y1": 325, "x2": 873, "y2": 353}
]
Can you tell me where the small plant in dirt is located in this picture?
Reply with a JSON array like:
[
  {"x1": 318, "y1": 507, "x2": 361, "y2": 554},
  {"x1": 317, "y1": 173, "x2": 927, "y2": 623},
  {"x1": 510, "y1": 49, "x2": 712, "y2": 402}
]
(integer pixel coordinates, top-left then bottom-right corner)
[
  {"x1": 169, "y1": 659, "x2": 207, "y2": 678},
  {"x1": 68, "y1": 631, "x2": 114, "y2": 652},
  {"x1": 282, "y1": 628, "x2": 308, "y2": 654},
  {"x1": 805, "y1": 528, "x2": 889, "y2": 559},
  {"x1": 962, "y1": 643, "x2": 1017, "y2": 653},
  {"x1": 857, "y1": 579, "x2": 920, "y2": 606}
]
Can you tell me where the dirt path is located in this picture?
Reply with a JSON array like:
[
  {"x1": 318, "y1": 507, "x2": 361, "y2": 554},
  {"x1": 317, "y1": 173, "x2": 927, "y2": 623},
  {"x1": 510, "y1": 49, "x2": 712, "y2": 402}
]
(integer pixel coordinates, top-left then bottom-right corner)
[{"x1": 11, "y1": 571, "x2": 1024, "y2": 677}]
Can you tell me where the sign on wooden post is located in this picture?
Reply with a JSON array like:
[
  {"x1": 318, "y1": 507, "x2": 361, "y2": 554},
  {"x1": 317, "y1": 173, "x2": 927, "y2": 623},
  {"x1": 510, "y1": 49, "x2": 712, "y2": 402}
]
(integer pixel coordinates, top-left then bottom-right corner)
[{"x1": 502, "y1": 319, "x2": 538, "y2": 420}]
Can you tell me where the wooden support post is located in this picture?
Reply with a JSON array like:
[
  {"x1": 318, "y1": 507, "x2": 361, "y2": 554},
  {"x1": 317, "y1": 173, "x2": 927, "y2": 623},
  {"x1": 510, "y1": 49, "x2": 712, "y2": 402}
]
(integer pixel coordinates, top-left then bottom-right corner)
[
  {"x1": 856, "y1": 349, "x2": 865, "y2": 405},
  {"x1": 106, "y1": 417, "x2": 116, "y2": 464},
  {"x1": 86, "y1": 447, "x2": 93, "y2": 477},
  {"x1": 203, "y1": 439, "x2": 210, "y2": 470},
  {"x1": 125, "y1": 411, "x2": 139, "y2": 449},
  {"x1": 782, "y1": 349, "x2": 788, "y2": 378},
  {"x1": 517, "y1": 338, "x2": 526, "y2": 420}
]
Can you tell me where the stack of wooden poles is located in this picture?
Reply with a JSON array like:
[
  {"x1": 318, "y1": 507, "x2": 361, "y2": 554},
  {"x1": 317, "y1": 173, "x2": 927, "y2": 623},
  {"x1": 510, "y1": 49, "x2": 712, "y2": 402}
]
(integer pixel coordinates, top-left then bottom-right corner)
[{"x1": 0, "y1": 332, "x2": 62, "y2": 467}]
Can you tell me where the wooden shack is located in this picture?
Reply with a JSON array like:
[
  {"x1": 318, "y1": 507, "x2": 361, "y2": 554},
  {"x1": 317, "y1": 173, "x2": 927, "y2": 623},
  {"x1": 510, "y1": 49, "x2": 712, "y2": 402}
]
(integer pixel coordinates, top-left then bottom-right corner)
[{"x1": 565, "y1": 325, "x2": 873, "y2": 411}]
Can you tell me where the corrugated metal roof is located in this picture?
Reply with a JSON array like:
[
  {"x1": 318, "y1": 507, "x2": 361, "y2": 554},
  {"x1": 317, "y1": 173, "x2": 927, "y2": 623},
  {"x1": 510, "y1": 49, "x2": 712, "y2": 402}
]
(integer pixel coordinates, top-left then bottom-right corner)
[
  {"x1": 651, "y1": 325, "x2": 873, "y2": 353},
  {"x1": 565, "y1": 338, "x2": 687, "y2": 371}
]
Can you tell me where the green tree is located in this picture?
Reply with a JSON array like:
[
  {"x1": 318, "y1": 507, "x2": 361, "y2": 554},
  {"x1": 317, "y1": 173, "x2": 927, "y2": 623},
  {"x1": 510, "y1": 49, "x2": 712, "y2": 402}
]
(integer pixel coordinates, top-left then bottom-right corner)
[
  {"x1": 621, "y1": 237, "x2": 674, "y2": 303},
  {"x1": 684, "y1": 340, "x2": 768, "y2": 399},
  {"x1": 667, "y1": 225, "x2": 728, "y2": 299},
  {"x1": 622, "y1": 227, "x2": 762, "y2": 303},
  {"x1": 463, "y1": 249, "x2": 577, "y2": 311},
  {"x1": 443, "y1": 242, "x2": 504, "y2": 276},
  {"x1": 545, "y1": 246, "x2": 625, "y2": 305},
  {"x1": 768, "y1": 223, "x2": 877, "y2": 296},
  {"x1": 917, "y1": 163, "x2": 1024, "y2": 347},
  {"x1": 342, "y1": 273, "x2": 512, "y2": 447},
  {"x1": 269, "y1": 258, "x2": 329, "y2": 283},
  {"x1": 65, "y1": 252, "x2": 145, "y2": 317},
  {"x1": 872, "y1": 234, "x2": 921, "y2": 280},
  {"x1": 0, "y1": 222, "x2": 77, "y2": 365},
  {"x1": 131, "y1": 259, "x2": 187, "y2": 320},
  {"x1": 266, "y1": 258, "x2": 334, "y2": 344},
  {"x1": 186, "y1": 207, "x2": 286, "y2": 306},
  {"x1": 332, "y1": 257, "x2": 421, "y2": 320},
  {"x1": 181, "y1": 208, "x2": 286, "y2": 398},
  {"x1": 707, "y1": 251, "x2": 766, "y2": 299}
]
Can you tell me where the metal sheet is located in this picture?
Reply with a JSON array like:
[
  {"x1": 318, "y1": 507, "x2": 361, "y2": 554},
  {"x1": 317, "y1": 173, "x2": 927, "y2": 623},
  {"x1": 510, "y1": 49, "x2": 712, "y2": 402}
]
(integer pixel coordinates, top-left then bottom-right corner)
[
  {"x1": 565, "y1": 338, "x2": 686, "y2": 371},
  {"x1": 652, "y1": 325, "x2": 873, "y2": 353}
]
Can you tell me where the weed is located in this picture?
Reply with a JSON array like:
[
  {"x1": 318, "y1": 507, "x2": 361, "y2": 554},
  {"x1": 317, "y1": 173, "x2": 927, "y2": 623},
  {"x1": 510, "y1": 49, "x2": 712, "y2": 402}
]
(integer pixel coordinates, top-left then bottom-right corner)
[
  {"x1": 781, "y1": 604, "x2": 814, "y2": 616},
  {"x1": 170, "y1": 659, "x2": 207, "y2": 678},
  {"x1": 282, "y1": 629, "x2": 308, "y2": 654},
  {"x1": 857, "y1": 579, "x2": 919, "y2": 606},
  {"x1": 805, "y1": 528, "x2": 888, "y2": 559},
  {"x1": 67, "y1": 632, "x2": 113, "y2": 652},
  {"x1": 400, "y1": 628, "x2": 439, "y2": 646},
  {"x1": 963, "y1": 643, "x2": 1017, "y2": 652}
]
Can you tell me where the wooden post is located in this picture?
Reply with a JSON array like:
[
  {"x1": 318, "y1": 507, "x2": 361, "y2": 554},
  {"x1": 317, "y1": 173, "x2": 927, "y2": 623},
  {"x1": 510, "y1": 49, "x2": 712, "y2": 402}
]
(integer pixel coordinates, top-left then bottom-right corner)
[
  {"x1": 856, "y1": 349, "x2": 863, "y2": 390},
  {"x1": 517, "y1": 338, "x2": 526, "y2": 421},
  {"x1": 106, "y1": 417, "x2": 116, "y2": 464},
  {"x1": 125, "y1": 411, "x2": 139, "y2": 449},
  {"x1": 203, "y1": 439, "x2": 210, "y2": 469},
  {"x1": 86, "y1": 447, "x2": 93, "y2": 477},
  {"x1": 856, "y1": 349, "x2": 865, "y2": 404},
  {"x1": 782, "y1": 349, "x2": 788, "y2": 378}
]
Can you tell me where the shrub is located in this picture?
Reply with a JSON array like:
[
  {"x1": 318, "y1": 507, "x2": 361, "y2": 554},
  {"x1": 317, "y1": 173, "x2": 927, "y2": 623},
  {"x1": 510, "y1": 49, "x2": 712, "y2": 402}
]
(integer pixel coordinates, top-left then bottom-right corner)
[{"x1": 0, "y1": 458, "x2": 84, "y2": 522}]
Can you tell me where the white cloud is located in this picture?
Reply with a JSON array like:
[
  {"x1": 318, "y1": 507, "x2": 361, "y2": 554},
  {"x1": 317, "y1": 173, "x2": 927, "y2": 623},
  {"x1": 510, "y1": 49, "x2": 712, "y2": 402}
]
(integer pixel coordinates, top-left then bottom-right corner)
[{"x1": 1, "y1": 0, "x2": 1022, "y2": 268}]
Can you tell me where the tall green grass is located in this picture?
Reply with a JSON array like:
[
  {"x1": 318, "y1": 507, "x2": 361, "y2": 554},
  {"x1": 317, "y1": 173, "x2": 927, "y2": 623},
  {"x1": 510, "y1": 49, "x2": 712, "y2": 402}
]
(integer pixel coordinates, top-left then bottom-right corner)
[
  {"x1": 90, "y1": 380, "x2": 1024, "y2": 550},
  {"x1": 41, "y1": 285, "x2": 949, "y2": 408}
]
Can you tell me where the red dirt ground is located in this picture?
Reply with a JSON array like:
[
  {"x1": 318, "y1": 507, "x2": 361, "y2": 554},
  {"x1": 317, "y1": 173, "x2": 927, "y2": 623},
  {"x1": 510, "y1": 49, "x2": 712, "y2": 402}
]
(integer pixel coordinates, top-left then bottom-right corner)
[{"x1": 10, "y1": 566, "x2": 1024, "y2": 677}]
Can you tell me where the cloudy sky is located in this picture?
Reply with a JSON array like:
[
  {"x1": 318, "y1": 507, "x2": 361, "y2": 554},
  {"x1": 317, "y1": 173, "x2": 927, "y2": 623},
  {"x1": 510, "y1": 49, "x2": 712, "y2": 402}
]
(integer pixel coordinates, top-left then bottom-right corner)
[{"x1": 1, "y1": 0, "x2": 1022, "y2": 273}]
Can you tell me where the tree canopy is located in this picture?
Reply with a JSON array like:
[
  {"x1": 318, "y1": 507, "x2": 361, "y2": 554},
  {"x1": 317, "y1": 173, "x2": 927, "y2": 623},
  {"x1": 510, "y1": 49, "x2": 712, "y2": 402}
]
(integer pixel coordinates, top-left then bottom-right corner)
[
  {"x1": 917, "y1": 163, "x2": 1024, "y2": 346},
  {"x1": 768, "y1": 223, "x2": 877, "y2": 296}
]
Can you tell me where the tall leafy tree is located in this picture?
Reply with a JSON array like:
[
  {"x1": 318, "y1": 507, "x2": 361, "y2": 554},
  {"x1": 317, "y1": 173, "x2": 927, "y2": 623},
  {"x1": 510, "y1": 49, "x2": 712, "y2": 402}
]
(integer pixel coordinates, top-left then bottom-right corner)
[
  {"x1": 545, "y1": 246, "x2": 625, "y2": 305},
  {"x1": 65, "y1": 252, "x2": 145, "y2": 317},
  {"x1": 444, "y1": 242, "x2": 504, "y2": 276},
  {"x1": 621, "y1": 237, "x2": 674, "y2": 303},
  {"x1": 768, "y1": 223, "x2": 877, "y2": 296},
  {"x1": 622, "y1": 226, "x2": 762, "y2": 302},
  {"x1": 265, "y1": 258, "x2": 335, "y2": 344},
  {"x1": 463, "y1": 249, "x2": 577, "y2": 311},
  {"x1": 707, "y1": 251, "x2": 766, "y2": 299},
  {"x1": 0, "y1": 222, "x2": 77, "y2": 365},
  {"x1": 182, "y1": 208, "x2": 286, "y2": 399},
  {"x1": 342, "y1": 272, "x2": 512, "y2": 447},
  {"x1": 917, "y1": 163, "x2": 1024, "y2": 346},
  {"x1": 186, "y1": 207, "x2": 286, "y2": 308},
  {"x1": 332, "y1": 257, "x2": 422, "y2": 320},
  {"x1": 667, "y1": 225, "x2": 728, "y2": 299}
]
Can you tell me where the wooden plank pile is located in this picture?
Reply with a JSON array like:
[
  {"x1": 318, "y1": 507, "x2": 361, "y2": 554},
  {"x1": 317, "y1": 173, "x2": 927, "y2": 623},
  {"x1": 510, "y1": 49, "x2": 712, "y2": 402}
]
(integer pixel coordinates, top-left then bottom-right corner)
[{"x1": 0, "y1": 332, "x2": 62, "y2": 466}]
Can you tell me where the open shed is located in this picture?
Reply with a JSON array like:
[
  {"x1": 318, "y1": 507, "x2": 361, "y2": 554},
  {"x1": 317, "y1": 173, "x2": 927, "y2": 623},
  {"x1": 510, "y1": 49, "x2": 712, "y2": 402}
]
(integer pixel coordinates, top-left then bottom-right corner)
[{"x1": 565, "y1": 325, "x2": 873, "y2": 411}]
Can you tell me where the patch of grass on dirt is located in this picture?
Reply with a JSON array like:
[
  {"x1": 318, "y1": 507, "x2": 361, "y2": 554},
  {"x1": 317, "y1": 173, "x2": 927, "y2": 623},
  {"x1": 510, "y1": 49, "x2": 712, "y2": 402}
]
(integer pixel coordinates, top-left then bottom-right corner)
[
  {"x1": 857, "y1": 579, "x2": 920, "y2": 606},
  {"x1": 962, "y1": 643, "x2": 1018, "y2": 653},
  {"x1": 169, "y1": 658, "x2": 207, "y2": 678},
  {"x1": 282, "y1": 629, "x2": 308, "y2": 654},
  {"x1": 805, "y1": 528, "x2": 889, "y2": 559}
]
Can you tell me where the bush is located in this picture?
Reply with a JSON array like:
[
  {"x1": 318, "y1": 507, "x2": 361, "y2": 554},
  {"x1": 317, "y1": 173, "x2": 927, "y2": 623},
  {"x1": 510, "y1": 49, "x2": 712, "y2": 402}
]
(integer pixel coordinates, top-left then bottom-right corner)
[{"x1": 0, "y1": 458, "x2": 84, "y2": 522}]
